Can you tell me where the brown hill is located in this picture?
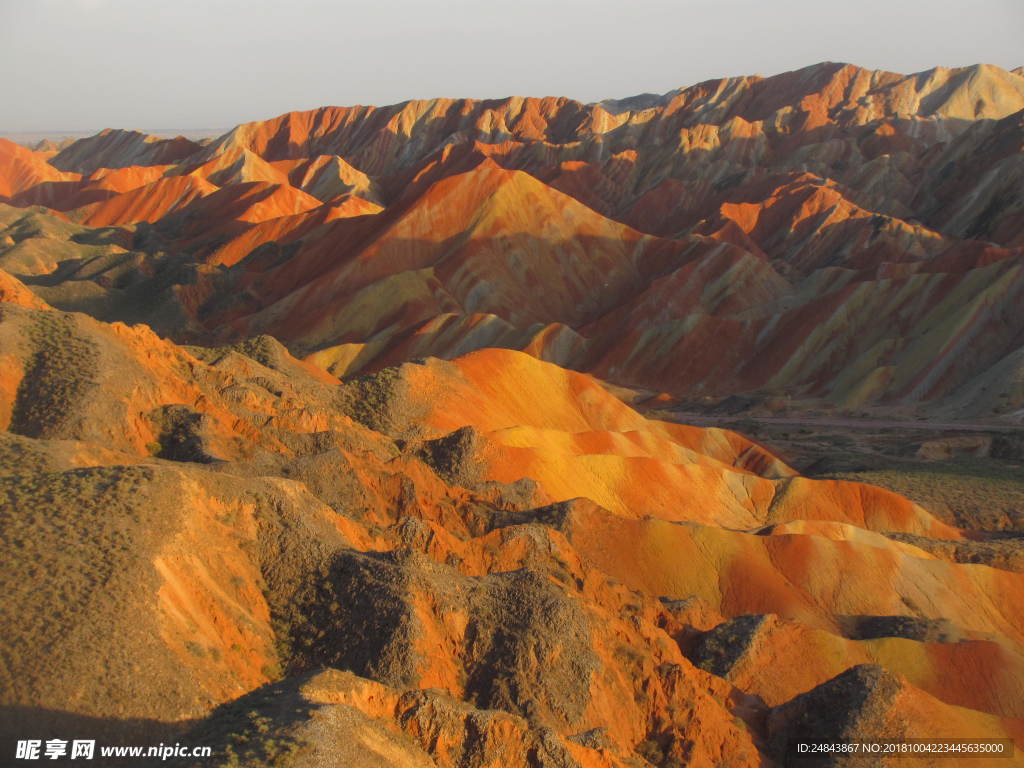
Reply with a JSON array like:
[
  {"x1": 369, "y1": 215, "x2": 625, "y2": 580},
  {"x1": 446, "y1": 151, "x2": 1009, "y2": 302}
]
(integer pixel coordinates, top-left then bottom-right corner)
[
  {"x1": 1, "y1": 288, "x2": 1022, "y2": 766},
  {"x1": 0, "y1": 138, "x2": 78, "y2": 201},
  {"x1": 2, "y1": 62, "x2": 1024, "y2": 766},
  {"x1": 0, "y1": 62, "x2": 1021, "y2": 417}
]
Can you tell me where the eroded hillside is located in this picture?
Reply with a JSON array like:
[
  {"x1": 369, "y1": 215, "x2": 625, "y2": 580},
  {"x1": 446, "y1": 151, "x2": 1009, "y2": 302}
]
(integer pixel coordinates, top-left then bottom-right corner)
[
  {"x1": 0, "y1": 275, "x2": 1022, "y2": 766},
  {"x1": 1, "y1": 62, "x2": 1023, "y2": 417},
  {"x1": 2, "y1": 61, "x2": 1024, "y2": 767}
]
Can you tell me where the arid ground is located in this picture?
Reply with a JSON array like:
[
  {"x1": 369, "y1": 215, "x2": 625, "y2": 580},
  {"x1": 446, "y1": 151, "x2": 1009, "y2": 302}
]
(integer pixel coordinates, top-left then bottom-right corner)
[{"x1": 1, "y1": 62, "x2": 1023, "y2": 767}]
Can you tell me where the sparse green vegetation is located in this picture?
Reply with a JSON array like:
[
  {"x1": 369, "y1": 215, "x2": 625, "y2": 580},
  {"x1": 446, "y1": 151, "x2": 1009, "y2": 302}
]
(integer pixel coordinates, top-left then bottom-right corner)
[
  {"x1": 260, "y1": 662, "x2": 283, "y2": 680},
  {"x1": 185, "y1": 641, "x2": 207, "y2": 658},
  {"x1": 689, "y1": 615, "x2": 765, "y2": 677},
  {"x1": 10, "y1": 311, "x2": 99, "y2": 439},
  {"x1": 217, "y1": 710, "x2": 307, "y2": 768}
]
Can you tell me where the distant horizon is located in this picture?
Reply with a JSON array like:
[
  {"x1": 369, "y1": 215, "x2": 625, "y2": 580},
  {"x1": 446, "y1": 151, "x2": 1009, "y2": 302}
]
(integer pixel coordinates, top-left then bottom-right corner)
[
  {"x1": 2, "y1": 57, "x2": 1021, "y2": 139},
  {"x1": 0, "y1": 128, "x2": 229, "y2": 142},
  {"x1": 2, "y1": 0, "x2": 1021, "y2": 132}
]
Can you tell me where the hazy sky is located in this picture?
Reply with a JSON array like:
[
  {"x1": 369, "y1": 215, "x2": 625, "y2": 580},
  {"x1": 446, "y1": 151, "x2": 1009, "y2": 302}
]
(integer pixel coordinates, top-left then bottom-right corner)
[{"x1": 2, "y1": 0, "x2": 1021, "y2": 132}]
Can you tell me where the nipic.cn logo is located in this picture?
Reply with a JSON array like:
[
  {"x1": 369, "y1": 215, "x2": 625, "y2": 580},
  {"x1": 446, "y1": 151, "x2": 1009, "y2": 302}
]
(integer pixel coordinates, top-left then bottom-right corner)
[{"x1": 16, "y1": 739, "x2": 96, "y2": 760}]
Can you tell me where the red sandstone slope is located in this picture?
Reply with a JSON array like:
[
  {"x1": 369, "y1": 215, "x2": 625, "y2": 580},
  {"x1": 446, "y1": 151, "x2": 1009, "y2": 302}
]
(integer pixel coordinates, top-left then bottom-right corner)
[
  {"x1": 0, "y1": 59, "x2": 1022, "y2": 768},
  {"x1": 0, "y1": 61, "x2": 1022, "y2": 420},
  {"x1": 72, "y1": 174, "x2": 218, "y2": 226},
  {"x1": 0, "y1": 138, "x2": 78, "y2": 200},
  {"x1": 202, "y1": 159, "x2": 689, "y2": 352},
  {"x1": 1, "y1": 282, "x2": 1021, "y2": 764},
  {"x1": 47, "y1": 128, "x2": 202, "y2": 173}
]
